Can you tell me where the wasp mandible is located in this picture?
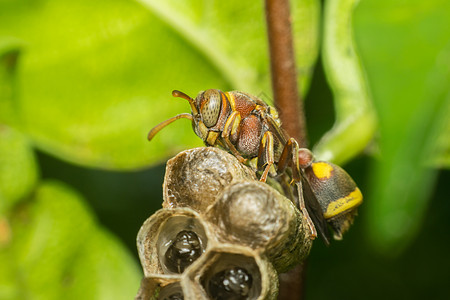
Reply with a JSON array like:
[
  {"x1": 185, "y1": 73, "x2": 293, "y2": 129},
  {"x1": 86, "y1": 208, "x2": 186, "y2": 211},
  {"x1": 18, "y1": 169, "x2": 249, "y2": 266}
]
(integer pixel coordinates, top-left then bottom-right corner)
[{"x1": 148, "y1": 89, "x2": 362, "y2": 244}]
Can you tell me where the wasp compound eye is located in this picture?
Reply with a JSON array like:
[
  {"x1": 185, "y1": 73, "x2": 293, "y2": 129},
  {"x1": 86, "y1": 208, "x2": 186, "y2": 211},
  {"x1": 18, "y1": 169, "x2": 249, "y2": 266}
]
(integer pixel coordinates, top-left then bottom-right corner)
[
  {"x1": 208, "y1": 267, "x2": 253, "y2": 300},
  {"x1": 164, "y1": 230, "x2": 202, "y2": 273},
  {"x1": 201, "y1": 89, "x2": 222, "y2": 127},
  {"x1": 158, "y1": 282, "x2": 184, "y2": 300}
]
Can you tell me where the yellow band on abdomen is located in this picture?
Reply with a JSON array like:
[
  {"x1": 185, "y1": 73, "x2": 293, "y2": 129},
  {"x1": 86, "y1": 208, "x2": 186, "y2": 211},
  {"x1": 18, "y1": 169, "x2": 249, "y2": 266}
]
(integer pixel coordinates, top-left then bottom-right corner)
[{"x1": 324, "y1": 188, "x2": 363, "y2": 219}]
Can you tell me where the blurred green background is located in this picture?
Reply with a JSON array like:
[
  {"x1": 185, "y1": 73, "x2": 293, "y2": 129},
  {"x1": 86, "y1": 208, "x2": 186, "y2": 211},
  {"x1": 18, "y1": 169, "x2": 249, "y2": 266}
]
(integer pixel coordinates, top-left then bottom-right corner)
[{"x1": 0, "y1": 0, "x2": 449, "y2": 299}]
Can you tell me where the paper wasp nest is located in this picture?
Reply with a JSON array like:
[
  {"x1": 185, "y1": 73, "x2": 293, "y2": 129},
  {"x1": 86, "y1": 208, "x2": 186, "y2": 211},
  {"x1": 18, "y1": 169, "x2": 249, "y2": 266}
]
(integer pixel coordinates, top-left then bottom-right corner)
[
  {"x1": 136, "y1": 147, "x2": 313, "y2": 299},
  {"x1": 163, "y1": 147, "x2": 256, "y2": 212},
  {"x1": 205, "y1": 181, "x2": 311, "y2": 273},
  {"x1": 182, "y1": 244, "x2": 278, "y2": 300},
  {"x1": 135, "y1": 276, "x2": 181, "y2": 300}
]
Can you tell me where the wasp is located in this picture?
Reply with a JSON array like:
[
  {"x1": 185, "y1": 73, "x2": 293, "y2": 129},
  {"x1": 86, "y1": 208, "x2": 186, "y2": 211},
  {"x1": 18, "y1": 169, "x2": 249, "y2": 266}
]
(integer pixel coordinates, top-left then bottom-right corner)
[{"x1": 148, "y1": 89, "x2": 362, "y2": 244}]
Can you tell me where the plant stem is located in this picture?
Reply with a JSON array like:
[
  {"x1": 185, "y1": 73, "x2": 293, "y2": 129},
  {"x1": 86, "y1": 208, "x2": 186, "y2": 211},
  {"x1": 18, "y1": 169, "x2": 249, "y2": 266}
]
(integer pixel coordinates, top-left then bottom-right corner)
[
  {"x1": 265, "y1": 0, "x2": 308, "y2": 299},
  {"x1": 265, "y1": 0, "x2": 308, "y2": 147},
  {"x1": 278, "y1": 263, "x2": 306, "y2": 300}
]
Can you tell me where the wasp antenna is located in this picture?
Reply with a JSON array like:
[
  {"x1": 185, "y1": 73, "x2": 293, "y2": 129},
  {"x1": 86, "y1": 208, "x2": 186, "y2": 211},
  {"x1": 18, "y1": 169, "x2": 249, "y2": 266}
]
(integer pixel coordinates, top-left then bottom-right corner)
[
  {"x1": 147, "y1": 113, "x2": 193, "y2": 141},
  {"x1": 172, "y1": 90, "x2": 199, "y2": 115},
  {"x1": 172, "y1": 90, "x2": 193, "y2": 101}
]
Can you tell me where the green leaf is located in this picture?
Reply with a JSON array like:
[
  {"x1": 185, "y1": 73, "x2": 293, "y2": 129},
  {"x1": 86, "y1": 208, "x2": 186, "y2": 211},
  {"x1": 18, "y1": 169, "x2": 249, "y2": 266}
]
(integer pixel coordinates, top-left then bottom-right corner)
[
  {"x1": 353, "y1": 0, "x2": 450, "y2": 254},
  {"x1": 313, "y1": 0, "x2": 377, "y2": 165},
  {"x1": 0, "y1": 39, "x2": 21, "y2": 126},
  {"x1": 0, "y1": 44, "x2": 38, "y2": 213},
  {"x1": 0, "y1": 0, "x2": 319, "y2": 169},
  {"x1": 68, "y1": 229, "x2": 142, "y2": 300},
  {"x1": 138, "y1": 0, "x2": 320, "y2": 96},
  {"x1": 426, "y1": 60, "x2": 450, "y2": 169},
  {"x1": 0, "y1": 181, "x2": 141, "y2": 299},
  {"x1": 0, "y1": 126, "x2": 38, "y2": 214}
]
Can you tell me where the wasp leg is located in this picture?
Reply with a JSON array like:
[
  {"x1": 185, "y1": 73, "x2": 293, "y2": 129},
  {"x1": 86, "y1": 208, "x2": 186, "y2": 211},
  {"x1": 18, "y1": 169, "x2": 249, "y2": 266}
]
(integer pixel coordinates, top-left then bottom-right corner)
[
  {"x1": 277, "y1": 138, "x2": 301, "y2": 181},
  {"x1": 257, "y1": 131, "x2": 275, "y2": 183},
  {"x1": 221, "y1": 111, "x2": 246, "y2": 163},
  {"x1": 276, "y1": 138, "x2": 324, "y2": 241},
  {"x1": 296, "y1": 180, "x2": 318, "y2": 240}
]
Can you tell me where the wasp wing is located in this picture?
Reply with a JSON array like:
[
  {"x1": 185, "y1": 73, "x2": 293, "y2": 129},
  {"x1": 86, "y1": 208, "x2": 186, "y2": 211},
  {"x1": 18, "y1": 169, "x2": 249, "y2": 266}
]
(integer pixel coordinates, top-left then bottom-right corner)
[
  {"x1": 300, "y1": 169, "x2": 331, "y2": 245},
  {"x1": 262, "y1": 113, "x2": 289, "y2": 145}
]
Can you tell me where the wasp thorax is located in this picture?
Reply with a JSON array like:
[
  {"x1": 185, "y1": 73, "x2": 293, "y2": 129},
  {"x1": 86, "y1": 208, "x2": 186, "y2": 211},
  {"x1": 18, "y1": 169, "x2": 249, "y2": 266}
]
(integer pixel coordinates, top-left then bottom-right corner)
[
  {"x1": 158, "y1": 282, "x2": 184, "y2": 300},
  {"x1": 164, "y1": 230, "x2": 202, "y2": 273},
  {"x1": 208, "y1": 267, "x2": 253, "y2": 300},
  {"x1": 200, "y1": 89, "x2": 222, "y2": 127},
  {"x1": 267, "y1": 106, "x2": 281, "y2": 127}
]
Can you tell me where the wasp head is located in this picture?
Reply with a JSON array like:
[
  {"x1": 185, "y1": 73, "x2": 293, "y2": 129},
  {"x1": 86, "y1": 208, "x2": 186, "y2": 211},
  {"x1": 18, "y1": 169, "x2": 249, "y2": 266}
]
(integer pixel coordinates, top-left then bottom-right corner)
[
  {"x1": 147, "y1": 89, "x2": 223, "y2": 143},
  {"x1": 191, "y1": 89, "x2": 224, "y2": 140}
]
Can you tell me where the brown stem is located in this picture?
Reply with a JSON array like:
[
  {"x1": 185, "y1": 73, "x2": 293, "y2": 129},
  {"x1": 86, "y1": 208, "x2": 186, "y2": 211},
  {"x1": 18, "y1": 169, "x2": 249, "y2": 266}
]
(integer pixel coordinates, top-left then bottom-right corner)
[
  {"x1": 265, "y1": 0, "x2": 308, "y2": 148},
  {"x1": 278, "y1": 263, "x2": 306, "y2": 300},
  {"x1": 265, "y1": 0, "x2": 308, "y2": 299}
]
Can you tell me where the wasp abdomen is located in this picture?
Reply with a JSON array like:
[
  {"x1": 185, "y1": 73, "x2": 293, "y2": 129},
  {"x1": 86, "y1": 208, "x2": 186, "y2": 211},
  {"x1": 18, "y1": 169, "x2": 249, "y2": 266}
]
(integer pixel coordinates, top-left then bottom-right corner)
[{"x1": 305, "y1": 161, "x2": 363, "y2": 237}]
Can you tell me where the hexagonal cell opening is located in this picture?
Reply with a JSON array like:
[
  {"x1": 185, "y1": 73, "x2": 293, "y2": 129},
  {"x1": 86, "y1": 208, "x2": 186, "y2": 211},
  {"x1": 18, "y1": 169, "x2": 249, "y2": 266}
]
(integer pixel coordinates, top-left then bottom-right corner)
[
  {"x1": 157, "y1": 215, "x2": 208, "y2": 274},
  {"x1": 200, "y1": 253, "x2": 262, "y2": 300},
  {"x1": 135, "y1": 274, "x2": 181, "y2": 300},
  {"x1": 158, "y1": 282, "x2": 184, "y2": 300}
]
